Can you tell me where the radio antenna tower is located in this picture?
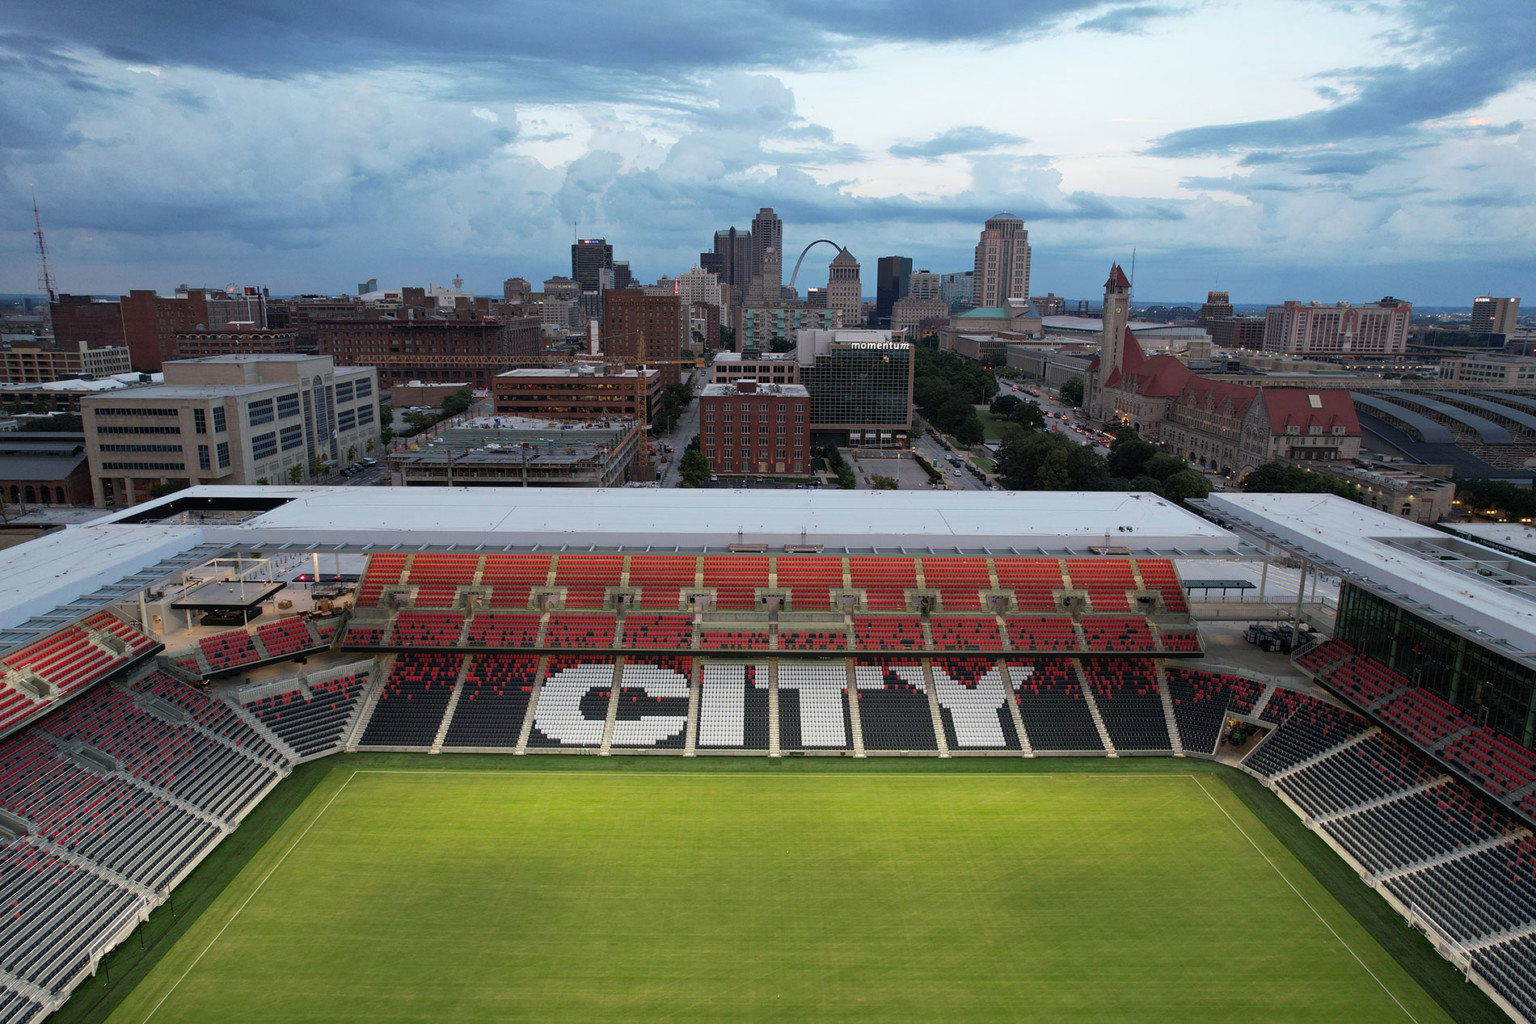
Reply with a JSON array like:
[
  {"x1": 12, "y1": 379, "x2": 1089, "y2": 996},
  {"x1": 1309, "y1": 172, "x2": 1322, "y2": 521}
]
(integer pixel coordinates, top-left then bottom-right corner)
[{"x1": 31, "y1": 188, "x2": 57, "y2": 331}]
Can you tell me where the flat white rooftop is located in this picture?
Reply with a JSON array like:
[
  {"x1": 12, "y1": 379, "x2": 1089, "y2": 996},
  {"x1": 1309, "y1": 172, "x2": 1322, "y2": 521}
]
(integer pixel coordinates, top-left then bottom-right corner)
[
  {"x1": 79, "y1": 485, "x2": 1238, "y2": 556},
  {"x1": 1204, "y1": 492, "x2": 1536, "y2": 659}
]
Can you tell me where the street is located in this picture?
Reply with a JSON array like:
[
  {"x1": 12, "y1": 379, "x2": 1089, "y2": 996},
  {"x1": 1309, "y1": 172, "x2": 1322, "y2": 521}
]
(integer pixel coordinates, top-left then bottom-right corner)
[{"x1": 655, "y1": 368, "x2": 705, "y2": 488}]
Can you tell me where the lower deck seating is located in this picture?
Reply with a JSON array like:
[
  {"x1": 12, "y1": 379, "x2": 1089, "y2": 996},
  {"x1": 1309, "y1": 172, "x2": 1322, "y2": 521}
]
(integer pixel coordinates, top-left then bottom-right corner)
[
  {"x1": 41, "y1": 685, "x2": 275, "y2": 821},
  {"x1": 0, "y1": 986, "x2": 41, "y2": 1024},
  {"x1": 1472, "y1": 934, "x2": 1536, "y2": 1023},
  {"x1": 1164, "y1": 668, "x2": 1261, "y2": 755},
  {"x1": 245, "y1": 675, "x2": 367, "y2": 757},
  {"x1": 1384, "y1": 837, "x2": 1536, "y2": 943},
  {"x1": 1081, "y1": 659, "x2": 1171, "y2": 752},
  {"x1": 1246, "y1": 693, "x2": 1369, "y2": 778},
  {"x1": 0, "y1": 736, "x2": 216, "y2": 893},
  {"x1": 1010, "y1": 658, "x2": 1102, "y2": 752},
  {"x1": 130, "y1": 671, "x2": 281, "y2": 763},
  {"x1": 1274, "y1": 733, "x2": 1438, "y2": 819},
  {"x1": 611, "y1": 657, "x2": 691, "y2": 748},
  {"x1": 776, "y1": 662, "x2": 851, "y2": 750},
  {"x1": 0, "y1": 840, "x2": 141, "y2": 992},
  {"x1": 443, "y1": 655, "x2": 537, "y2": 748},
  {"x1": 359, "y1": 653, "x2": 459, "y2": 747},
  {"x1": 930, "y1": 657, "x2": 1019, "y2": 751},
  {"x1": 528, "y1": 656, "x2": 612, "y2": 747},
  {"x1": 696, "y1": 662, "x2": 770, "y2": 749},
  {"x1": 853, "y1": 658, "x2": 937, "y2": 751},
  {"x1": 1326, "y1": 785, "x2": 1512, "y2": 875}
]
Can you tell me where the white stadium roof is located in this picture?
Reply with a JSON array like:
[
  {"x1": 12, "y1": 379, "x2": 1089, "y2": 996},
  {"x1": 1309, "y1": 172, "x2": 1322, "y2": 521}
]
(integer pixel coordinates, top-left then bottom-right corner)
[{"x1": 1202, "y1": 492, "x2": 1536, "y2": 662}]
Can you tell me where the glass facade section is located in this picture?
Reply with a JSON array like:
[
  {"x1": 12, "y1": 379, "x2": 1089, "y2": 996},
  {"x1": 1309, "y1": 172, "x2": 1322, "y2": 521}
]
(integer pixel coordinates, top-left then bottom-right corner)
[
  {"x1": 1336, "y1": 582, "x2": 1536, "y2": 745},
  {"x1": 800, "y1": 345, "x2": 912, "y2": 435}
]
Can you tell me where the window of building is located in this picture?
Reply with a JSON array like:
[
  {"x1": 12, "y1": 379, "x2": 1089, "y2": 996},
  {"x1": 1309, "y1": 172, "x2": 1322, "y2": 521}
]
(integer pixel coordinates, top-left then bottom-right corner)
[
  {"x1": 357, "y1": 404, "x2": 374, "y2": 425},
  {"x1": 280, "y1": 425, "x2": 304, "y2": 451},
  {"x1": 212, "y1": 407, "x2": 226, "y2": 433},
  {"x1": 335, "y1": 381, "x2": 354, "y2": 403},
  {"x1": 100, "y1": 443, "x2": 184, "y2": 453},
  {"x1": 252, "y1": 432, "x2": 278, "y2": 459},
  {"x1": 248, "y1": 399, "x2": 274, "y2": 426},
  {"x1": 277, "y1": 393, "x2": 301, "y2": 419},
  {"x1": 338, "y1": 408, "x2": 357, "y2": 431},
  {"x1": 216, "y1": 441, "x2": 231, "y2": 468},
  {"x1": 354, "y1": 379, "x2": 372, "y2": 399},
  {"x1": 194, "y1": 409, "x2": 207, "y2": 434},
  {"x1": 198, "y1": 445, "x2": 211, "y2": 470}
]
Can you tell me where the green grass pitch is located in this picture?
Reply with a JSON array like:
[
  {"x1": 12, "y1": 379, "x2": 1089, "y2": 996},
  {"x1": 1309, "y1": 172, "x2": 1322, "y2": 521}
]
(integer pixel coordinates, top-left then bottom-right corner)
[{"x1": 102, "y1": 761, "x2": 1457, "y2": 1024}]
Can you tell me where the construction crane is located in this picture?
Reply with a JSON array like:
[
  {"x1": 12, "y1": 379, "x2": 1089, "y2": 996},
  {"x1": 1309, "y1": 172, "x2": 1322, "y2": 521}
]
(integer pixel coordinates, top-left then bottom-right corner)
[{"x1": 31, "y1": 188, "x2": 56, "y2": 331}]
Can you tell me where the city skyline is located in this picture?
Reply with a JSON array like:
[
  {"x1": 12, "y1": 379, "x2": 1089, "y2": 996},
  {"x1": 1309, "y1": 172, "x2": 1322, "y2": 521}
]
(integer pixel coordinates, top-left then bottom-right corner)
[{"x1": 1, "y1": 0, "x2": 1533, "y2": 304}]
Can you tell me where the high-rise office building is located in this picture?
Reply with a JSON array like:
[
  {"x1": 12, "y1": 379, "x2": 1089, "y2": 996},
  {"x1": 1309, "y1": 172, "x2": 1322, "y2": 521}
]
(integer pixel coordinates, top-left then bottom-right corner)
[
  {"x1": 971, "y1": 213, "x2": 1031, "y2": 308},
  {"x1": 940, "y1": 271, "x2": 975, "y2": 312},
  {"x1": 794, "y1": 330, "x2": 914, "y2": 446},
  {"x1": 828, "y1": 249, "x2": 862, "y2": 327},
  {"x1": 874, "y1": 257, "x2": 912, "y2": 326},
  {"x1": 749, "y1": 208, "x2": 782, "y2": 302},
  {"x1": 571, "y1": 239, "x2": 614, "y2": 294},
  {"x1": 1199, "y1": 291, "x2": 1234, "y2": 321},
  {"x1": 909, "y1": 270, "x2": 941, "y2": 302},
  {"x1": 706, "y1": 227, "x2": 752, "y2": 292},
  {"x1": 1471, "y1": 296, "x2": 1520, "y2": 336}
]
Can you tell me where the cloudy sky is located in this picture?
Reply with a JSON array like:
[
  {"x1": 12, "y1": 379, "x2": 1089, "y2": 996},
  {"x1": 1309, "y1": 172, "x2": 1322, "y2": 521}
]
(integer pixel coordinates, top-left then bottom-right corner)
[{"x1": 2, "y1": 0, "x2": 1533, "y2": 304}]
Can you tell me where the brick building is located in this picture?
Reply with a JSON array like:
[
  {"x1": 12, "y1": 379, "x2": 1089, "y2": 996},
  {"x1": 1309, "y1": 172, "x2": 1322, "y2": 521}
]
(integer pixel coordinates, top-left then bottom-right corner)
[
  {"x1": 174, "y1": 327, "x2": 298, "y2": 360},
  {"x1": 49, "y1": 295, "x2": 126, "y2": 351},
  {"x1": 1, "y1": 337, "x2": 131, "y2": 384},
  {"x1": 316, "y1": 314, "x2": 540, "y2": 389},
  {"x1": 699, "y1": 379, "x2": 811, "y2": 478},
  {"x1": 602, "y1": 290, "x2": 684, "y2": 386},
  {"x1": 1263, "y1": 298, "x2": 1412, "y2": 356},
  {"x1": 492, "y1": 365, "x2": 662, "y2": 422}
]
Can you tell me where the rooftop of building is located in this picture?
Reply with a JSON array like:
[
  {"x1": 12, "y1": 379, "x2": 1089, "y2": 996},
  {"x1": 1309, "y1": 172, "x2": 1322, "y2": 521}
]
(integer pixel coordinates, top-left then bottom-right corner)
[
  {"x1": 495, "y1": 366, "x2": 658, "y2": 379},
  {"x1": 0, "y1": 371, "x2": 161, "y2": 395},
  {"x1": 701, "y1": 381, "x2": 809, "y2": 398}
]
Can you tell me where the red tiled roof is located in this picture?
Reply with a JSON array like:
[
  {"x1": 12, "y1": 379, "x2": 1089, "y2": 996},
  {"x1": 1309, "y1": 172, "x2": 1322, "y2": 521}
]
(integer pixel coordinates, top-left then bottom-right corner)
[
  {"x1": 1105, "y1": 264, "x2": 1131, "y2": 289},
  {"x1": 1261, "y1": 388, "x2": 1361, "y2": 435}
]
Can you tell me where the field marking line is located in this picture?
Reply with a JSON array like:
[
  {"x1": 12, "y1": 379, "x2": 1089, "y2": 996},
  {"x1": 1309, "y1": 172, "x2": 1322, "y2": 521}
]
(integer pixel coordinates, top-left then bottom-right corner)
[
  {"x1": 140, "y1": 769, "x2": 361, "y2": 1024},
  {"x1": 1190, "y1": 776, "x2": 1421, "y2": 1024}
]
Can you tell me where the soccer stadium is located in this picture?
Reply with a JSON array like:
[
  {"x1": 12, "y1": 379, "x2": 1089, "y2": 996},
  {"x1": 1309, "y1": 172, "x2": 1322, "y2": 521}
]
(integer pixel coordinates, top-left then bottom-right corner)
[{"x1": 2, "y1": 485, "x2": 1535, "y2": 1023}]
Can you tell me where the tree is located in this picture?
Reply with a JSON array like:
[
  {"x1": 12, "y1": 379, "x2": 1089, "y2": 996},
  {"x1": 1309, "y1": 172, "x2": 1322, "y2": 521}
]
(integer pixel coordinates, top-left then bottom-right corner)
[
  {"x1": 719, "y1": 326, "x2": 736, "y2": 350},
  {"x1": 990, "y1": 394, "x2": 1022, "y2": 418},
  {"x1": 1242, "y1": 462, "x2": 1361, "y2": 501},
  {"x1": 288, "y1": 465, "x2": 305, "y2": 484},
  {"x1": 1145, "y1": 453, "x2": 1187, "y2": 484},
  {"x1": 679, "y1": 449, "x2": 709, "y2": 487},
  {"x1": 347, "y1": 445, "x2": 357, "y2": 463},
  {"x1": 1059, "y1": 376, "x2": 1084, "y2": 407},
  {"x1": 1160, "y1": 469, "x2": 1211, "y2": 506},
  {"x1": 20, "y1": 412, "x2": 82, "y2": 432},
  {"x1": 148, "y1": 479, "x2": 188, "y2": 499},
  {"x1": 378, "y1": 403, "x2": 393, "y2": 444},
  {"x1": 769, "y1": 335, "x2": 794, "y2": 353},
  {"x1": 441, "y1": 388, "x2": 474, "y2": 418},
  {"x1": 953, "y1": 409, "x2": 984, "y2": 447},
  {"x1": 869, "y1": 474, "x2": 898, "y2": 490},
  {"x1": 1107, "y1": 433, "x2": 1156, "y2": 479},
  {"x1": 1009, "y1": 401, "x2": 1045, "y2": 432}
]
